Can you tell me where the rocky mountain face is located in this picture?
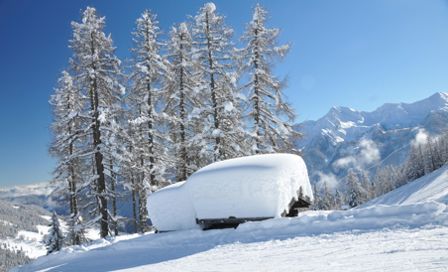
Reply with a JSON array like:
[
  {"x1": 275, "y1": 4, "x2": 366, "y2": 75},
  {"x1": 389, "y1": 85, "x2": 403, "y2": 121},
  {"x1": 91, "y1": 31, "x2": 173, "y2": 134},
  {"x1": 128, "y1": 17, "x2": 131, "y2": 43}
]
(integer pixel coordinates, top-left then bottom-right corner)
[{"x1": 296, "y1": 92, "x2": 448, "y2": 183}]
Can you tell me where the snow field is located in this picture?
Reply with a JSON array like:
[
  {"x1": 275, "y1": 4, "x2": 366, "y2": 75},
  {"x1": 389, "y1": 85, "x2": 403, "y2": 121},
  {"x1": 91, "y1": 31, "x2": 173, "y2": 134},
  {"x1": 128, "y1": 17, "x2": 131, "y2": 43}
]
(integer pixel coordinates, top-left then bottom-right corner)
[
  {"x1": 16, "y1": 199, "x2": 448, "y2": 271},
  {"x1": 126, "y1": 226, "x2": 448, "y2": 272},
  {"x1": 16, "y1": 152, "x2": 448, "y2": 271}
]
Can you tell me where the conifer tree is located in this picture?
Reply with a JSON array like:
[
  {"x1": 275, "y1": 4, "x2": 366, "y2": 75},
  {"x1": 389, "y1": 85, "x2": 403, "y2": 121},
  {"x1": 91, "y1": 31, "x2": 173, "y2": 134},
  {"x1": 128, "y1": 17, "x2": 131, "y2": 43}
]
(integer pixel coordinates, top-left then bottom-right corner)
[
  {"x1": 69, "y1": 7, "x2": 124, "y2": 237},
  {"x1": 164, "y1": 22, "x2": 201, "y2": 181},
  {"x1": 319, "y1": 182, "x2": 334, "y2": 210},
  {"x1": 45, "y1": 212, "x2": 64, "y2": 254},
  {"x1": 118, "y1": 117, "x2": 140, "y2": 233},
  {"x1": 67, "y1": 213, "x2": 87, "y2": 246},
  {"x1": 346, "y1": 169, "x2": 366, "y2": 208},
  {"x1": 239, "y1": 4, "x2": 298, "y2": 153},
  {"x1": 128, "y1": 10, "x2": 169, "y2": 232},
  {"x1": 192, "y1": 2, "x2": 245, "y2": 161},
  {"x1": 405, "y1": 144, "x2": 426, "y2": 181},
  {"x1": 49, "y1": 70, "x2": 85, "y2": 244}
]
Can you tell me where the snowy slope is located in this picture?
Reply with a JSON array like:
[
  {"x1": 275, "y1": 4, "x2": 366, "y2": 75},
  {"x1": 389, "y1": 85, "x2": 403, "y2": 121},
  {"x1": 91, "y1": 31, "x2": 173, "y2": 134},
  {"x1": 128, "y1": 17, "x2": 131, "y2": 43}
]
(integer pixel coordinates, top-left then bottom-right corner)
[
  {"x1": 16, "y1": 165, "x2": 448, "y2": 272},
  {"x1": 0, "y1": 182, "x2": 138, "y2": 232},
  {"x1": 15, "y1": 139, "x2": 448, "y2": 271},
  {"x1": 15, "y1": 202, "x2": 448, "y2": 271},
  {"x1": 365, "y1": 164, "x2": 448, "y2": 206},
  {"x1": 296, "y1": 92, "x2": 448, "y2": 182},
  {"x1": 0, "y1": 198, "x2": 51, "y2": 272},
  {"x1": 0, "y1": 198, "x2": 102, "y2": 272}
]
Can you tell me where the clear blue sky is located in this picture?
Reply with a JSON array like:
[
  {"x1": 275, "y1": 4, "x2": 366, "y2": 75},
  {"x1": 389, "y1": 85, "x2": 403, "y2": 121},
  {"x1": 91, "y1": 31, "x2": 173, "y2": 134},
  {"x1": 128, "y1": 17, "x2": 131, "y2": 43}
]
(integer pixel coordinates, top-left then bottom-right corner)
[{"x1": 1, "y1": 0, "x2": 448, "y2": 186}]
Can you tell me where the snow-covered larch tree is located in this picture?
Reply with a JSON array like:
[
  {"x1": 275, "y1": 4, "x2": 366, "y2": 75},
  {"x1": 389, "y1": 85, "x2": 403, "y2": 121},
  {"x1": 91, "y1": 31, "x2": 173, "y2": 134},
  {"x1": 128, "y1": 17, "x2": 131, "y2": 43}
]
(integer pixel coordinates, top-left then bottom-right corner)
[
  {"x1": 117, "y1": 113, "x2": 141, "y2": 233},
  {"x1": 128, "y1": 10, "x2": 170, "y2": 232},
  {"x1": 103, "y1": 117, "x2": 127, "y2": 237},
  {"x1": 164, "y1": 22, "x2": 201, "y2": 181},
  {"x1": 67, "y1": 212, "x2": 87, "y2": 246},
  {"x1": 405, "y1": 144, "x2": 426, "y2": 181},
  {"x1": 239, "y1": 4, "x2": 298, "y2": 154},
  {"x1": 69, "y1": 7, "x2": 124, "y2": 238},
  {"x1": 192, "y1": 2, "x2": 245, "y2": 162},
  {"x1": 346, "y1": 169, "x2": 367, "y2": 208},
  {"x1": 45, "y1": 212, "x2": 64, "y2": 254},
  {"x1": 49, "y1": 70, "x2": 85, "y2": 245}
]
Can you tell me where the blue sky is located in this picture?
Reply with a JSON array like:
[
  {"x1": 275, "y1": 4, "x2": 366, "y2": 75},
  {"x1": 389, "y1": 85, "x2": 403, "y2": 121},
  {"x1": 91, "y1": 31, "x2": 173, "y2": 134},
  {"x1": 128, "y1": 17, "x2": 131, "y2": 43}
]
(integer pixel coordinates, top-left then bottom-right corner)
[{"x1": 1, "y1": 0, "x2": 448, "y2": 186}]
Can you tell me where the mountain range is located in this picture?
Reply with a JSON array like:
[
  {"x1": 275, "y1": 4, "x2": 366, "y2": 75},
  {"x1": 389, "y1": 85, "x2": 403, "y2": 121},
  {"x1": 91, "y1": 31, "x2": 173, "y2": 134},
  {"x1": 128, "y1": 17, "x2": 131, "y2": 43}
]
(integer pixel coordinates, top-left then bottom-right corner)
[{"x1": 296, "y1": 92, "x2": 448, "y2": 183}]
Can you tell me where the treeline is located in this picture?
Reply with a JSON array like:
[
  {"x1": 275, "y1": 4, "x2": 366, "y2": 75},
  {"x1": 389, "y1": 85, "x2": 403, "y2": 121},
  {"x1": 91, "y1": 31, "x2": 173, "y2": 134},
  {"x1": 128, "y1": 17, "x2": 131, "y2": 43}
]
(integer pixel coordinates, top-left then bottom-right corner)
[
  {"x1": 50, "y1": 2, "x2": 297, "y2": 244},
  {"x1": 0, "y1": 243, "x2": 30, "y2": 272},
  {"x1": 314, "y1": 130, "x2": 448, "y2": 209},
  {"x1": 0, "y1": 200, "x2": 49, "y2": 271},
  {"x1": 0, "y1": 200, "x2": 49, "y2": 240}
]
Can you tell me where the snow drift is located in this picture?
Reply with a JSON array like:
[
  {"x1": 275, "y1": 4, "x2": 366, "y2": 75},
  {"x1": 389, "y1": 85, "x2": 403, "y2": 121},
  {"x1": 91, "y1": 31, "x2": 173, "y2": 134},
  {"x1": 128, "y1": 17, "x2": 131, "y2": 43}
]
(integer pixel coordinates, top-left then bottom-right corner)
[
  {"x1": 17, "y1": 158, "x2": 448, "y2": 272},
  {"x1": 148, "y1": 154, "x2": 313, "y2": 231},
  {"x1": 147, "y1": 181, "x2": 198, "y2": 231},
  {"x1": 16, "y1": 201, "x2": 448, "y2": 272}
]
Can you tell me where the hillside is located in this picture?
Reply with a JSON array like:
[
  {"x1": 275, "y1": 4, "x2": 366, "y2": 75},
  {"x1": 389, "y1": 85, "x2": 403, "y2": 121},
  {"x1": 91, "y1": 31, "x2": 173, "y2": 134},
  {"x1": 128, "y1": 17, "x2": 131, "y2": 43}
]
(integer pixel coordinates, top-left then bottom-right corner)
[
  {"x1": 0, "y1": 183, "x2": 137, "y2": 233},
  {"x1": 365, "y1": 164, "x2": 448, "y2": 206},
  {"x1": 15, "y1": 167, "x2": 448, "y2": 272},
  {"x1": 0, "y1": 199, "x2": 50, "y2": 271},
  {"x1": 296, "y1": 92, "x2": 448, "y2": 182},
  {"x1": 0, "y1": 183, "x2": 65, "y2": 214}
]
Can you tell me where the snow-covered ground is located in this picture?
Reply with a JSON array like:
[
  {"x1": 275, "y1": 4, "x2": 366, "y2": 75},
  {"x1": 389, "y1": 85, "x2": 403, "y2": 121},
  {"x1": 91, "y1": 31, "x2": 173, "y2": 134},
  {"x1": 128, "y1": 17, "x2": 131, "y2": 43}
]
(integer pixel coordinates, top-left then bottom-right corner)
[
  {"x1": 15, "y1": 166, "x2": 448, "y2": 271},
  {"x1": 120, "y1": 226, "x2": 448, "y2": 272},
  {"x1": 15, "y1": 204, "x2": 448, "y2": 271},
  {"x1": 365, "y1": 164, "x2": 448, "y2": 206},
  {"x1": 1, "y1": 213, "x2": 100, "y2": 261},
  {"x1": 2, "y1": 224, "x2": 51, "y2": 259}
]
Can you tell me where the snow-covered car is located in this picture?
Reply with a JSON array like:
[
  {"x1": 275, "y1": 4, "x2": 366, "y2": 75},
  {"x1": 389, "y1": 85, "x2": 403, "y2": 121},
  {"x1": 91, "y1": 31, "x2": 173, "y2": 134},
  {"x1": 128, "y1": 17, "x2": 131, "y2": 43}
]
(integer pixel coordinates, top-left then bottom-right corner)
[{"x1": 147, "y1": 153, "x2": 313, "y2": 231}]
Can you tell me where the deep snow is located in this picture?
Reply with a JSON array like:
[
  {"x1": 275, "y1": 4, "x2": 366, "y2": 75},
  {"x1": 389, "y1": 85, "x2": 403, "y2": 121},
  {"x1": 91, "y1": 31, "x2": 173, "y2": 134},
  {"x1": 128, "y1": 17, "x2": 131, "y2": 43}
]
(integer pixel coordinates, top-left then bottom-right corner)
[
  {"x1": 15, "y1": 200, "x2": 448, "y2": 272},
  {"x1": 15, "y1": 163, "x2": 448, "y2": 272}
]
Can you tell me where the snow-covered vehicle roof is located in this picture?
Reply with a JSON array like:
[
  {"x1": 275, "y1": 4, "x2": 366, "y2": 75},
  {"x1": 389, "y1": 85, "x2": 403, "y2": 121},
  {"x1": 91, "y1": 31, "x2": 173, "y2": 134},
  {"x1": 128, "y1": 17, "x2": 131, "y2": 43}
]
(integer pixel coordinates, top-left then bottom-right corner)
[{"x1": 148, "y1": 153, "x2": 313, "y2": 231}]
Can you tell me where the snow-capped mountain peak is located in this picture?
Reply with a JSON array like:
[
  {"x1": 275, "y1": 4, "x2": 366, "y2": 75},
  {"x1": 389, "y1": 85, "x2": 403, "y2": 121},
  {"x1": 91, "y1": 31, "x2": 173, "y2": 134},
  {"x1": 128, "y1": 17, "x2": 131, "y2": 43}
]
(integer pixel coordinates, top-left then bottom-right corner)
[{"x1": 296, "y1": 92, "x2": 448, "y2": 182}]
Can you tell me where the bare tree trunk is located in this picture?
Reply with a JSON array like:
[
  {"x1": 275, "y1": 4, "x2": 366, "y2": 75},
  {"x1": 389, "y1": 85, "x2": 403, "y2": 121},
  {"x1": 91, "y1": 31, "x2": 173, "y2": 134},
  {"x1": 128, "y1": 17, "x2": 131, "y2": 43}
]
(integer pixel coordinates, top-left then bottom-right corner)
[
  {"x1": 146, "y1": 78, "x2": 156, "y2": 186},
  {"x1": 139, "y1": 157, "x2": 148, "y2": 233},
  {"x1": 131, "y1": 173, "x2": 138, "y2": 233},
  {"x1": 252, "y1": 26, "x2": 262, "y2": 154},
  {"x1": 89, "y1": 34, "x2": 108, "y2": 238},
  {"x1": 110, "y1": 160, "x2": 118, "y2": 236},
  {"x1": 178, "y1": 34, "x2": 188, "y2": 181}
]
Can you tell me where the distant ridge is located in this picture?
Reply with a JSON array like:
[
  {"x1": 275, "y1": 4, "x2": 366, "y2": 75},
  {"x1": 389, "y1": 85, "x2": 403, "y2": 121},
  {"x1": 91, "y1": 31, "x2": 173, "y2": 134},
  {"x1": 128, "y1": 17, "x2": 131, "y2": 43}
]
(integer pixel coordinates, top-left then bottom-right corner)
[{"x1": 296, "y1": 92, "x2": 448, "y2": 182}]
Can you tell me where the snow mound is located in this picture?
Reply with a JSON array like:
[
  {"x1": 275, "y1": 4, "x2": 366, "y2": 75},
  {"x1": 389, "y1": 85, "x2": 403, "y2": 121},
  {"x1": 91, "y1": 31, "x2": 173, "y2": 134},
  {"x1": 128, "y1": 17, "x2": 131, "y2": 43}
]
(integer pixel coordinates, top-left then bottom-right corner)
[
  {"x1": 365, "y1": 165, "x2": 448, "y2": 207},
  {"x1": 148, "y1": 181, "x2": 198, "y2": 231},
  {"x1": 148, "y1": 154, "x2": 313, "y2": 231}
]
